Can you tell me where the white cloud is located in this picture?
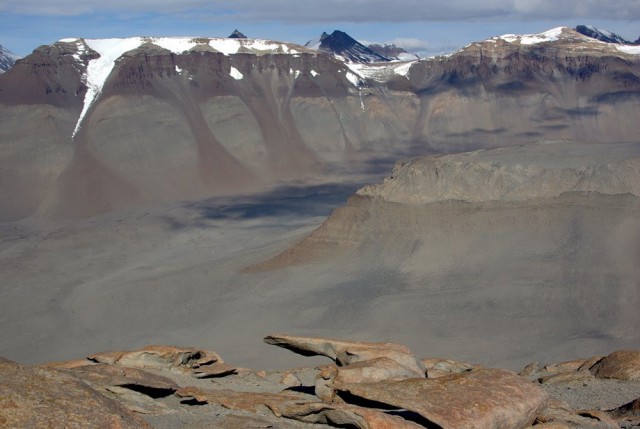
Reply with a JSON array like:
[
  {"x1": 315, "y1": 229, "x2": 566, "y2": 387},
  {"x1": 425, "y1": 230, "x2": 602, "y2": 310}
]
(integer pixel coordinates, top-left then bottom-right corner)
[{"x1": 2, "y1": 0, "x2": 640, "y2": 21}]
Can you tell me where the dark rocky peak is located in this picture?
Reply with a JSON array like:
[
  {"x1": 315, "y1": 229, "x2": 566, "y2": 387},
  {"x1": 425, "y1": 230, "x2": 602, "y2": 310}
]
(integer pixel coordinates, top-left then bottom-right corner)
[
  {"x1": 367, "y1": 43, "x2": 420, "y2": 61},
  {"x1": 228, "y1": 29, "x2": 247, "y2": 39},
  {"x1": 0, "y1": 44, "x2": 21, "y2": 73},
  {"x1": 575, "y1": 25, "x2": 635, "y2": 45},
  {"x1": 307, "y1": 30, "x2": 390, "y2": 63}
]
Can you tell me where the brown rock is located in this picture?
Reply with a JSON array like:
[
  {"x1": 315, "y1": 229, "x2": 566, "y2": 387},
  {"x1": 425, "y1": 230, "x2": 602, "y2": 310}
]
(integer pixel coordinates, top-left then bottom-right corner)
[
  {"x1": 519, "y1": 362, "x2": 542, "y2": 377},
  {"x1": 542, "y1": 359, "x2": 587, "y2": 374},
  {"x1": 280, "y1": 371, "x2": 302, "y2": 387},
  {"x1": 0, "y1": 357, "x2": 151, "y2": 428},
  {"x1": 577, "y1": 355, "x2": 605, "y2": 372},
  {"x1": 88, "y1": 345, "x2": 223, "y2": 373},
  {"x1": 316, "y1": 357, "x2": 424, "y2": 402},
  {"x1": 536, "y1": 399, "x2": 617, "y2": 428},
  {"x1": 337, "y1": 368, "x2": 549, "y2": 429},
  {"x1": 63, "y1": 363, "x2": 179, "y2": 393},
  {"x1": 607, "y1": 397, "x2": 640, "y2": 426},
  {"x1": 422, "y1": 357, "x2": 475, "y2": 378},
  {"x1": 269, "y1": 400, "x2": 425, "y2": 429},
  {"x1": 589, "y1": 350, "x2": 640, "y2": 380},
  {"x1": 175, "y1": 386, "x2": 300, "y2": 413},
  {"x1": 192, "y1": 362, "x2": 237, "y2": 378},
  {"x1": 537, "y1": 370, "x2": 594, "y2": 385},
  {"x1": 264, "y1": 334, "x2": 424, "y2": 374}
]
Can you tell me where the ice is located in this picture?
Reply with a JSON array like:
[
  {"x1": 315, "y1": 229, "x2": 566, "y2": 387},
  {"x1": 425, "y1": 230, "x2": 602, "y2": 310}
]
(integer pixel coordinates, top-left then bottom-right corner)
[
  {"x1": 345, "y1": 71, "x2": 362, "y2": 87},
  {"x1": 152, "y1": 37, "x2": 198, "y2": 54},
  {"x1": 73, "y1": 37, "x2": 144, "y2": 138},
  {"x1": 229, "y1": 66, "x2": 243, "y2": 80},
  {"x1": 496, "y1": 27, "x2": 565, "y2": 45},
  {"x1": 210, "y1": 39, "x2": 241, "y2": 55},
  {"x1": 616, "y1": 45, "x2": 640, "y2": 55}
]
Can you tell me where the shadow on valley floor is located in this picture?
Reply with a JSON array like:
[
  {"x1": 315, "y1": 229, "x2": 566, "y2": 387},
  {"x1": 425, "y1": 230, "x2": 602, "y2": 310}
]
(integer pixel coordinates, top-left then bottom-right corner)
[{"x1": 163, "y1": 182, "x2": 367, "y2": 230}]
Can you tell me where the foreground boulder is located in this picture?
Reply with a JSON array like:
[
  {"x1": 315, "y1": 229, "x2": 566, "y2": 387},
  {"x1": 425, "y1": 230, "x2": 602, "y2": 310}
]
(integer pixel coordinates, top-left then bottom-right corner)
[
  {"x1": 607, "y1": 397, "x2": 640, "y2": 427},
  {"x1": 269, "y1": 400, "x2": 425, "y2": 429},
  {"x1": 315, "y1": 357, "x2": 424, "y2": 401},
  {"x1": 337, "y1": 368, "x2": 548, "y2": 429},
  {"x1": 87, "y1": 345, "x2": 228, "y2": 375},
  {"x1": 0, "y1": 357, "x2": 150, "y2": 428},
  {"x1": 588, "y1": 350, "x2": 640, "y2": 381},
  {"x1": 264, "y1": 334, "x2": 424, "y2": 374}
]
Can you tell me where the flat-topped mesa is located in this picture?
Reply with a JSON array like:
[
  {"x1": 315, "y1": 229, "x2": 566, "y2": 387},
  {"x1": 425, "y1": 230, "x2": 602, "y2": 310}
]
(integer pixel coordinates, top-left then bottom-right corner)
[
  {"x1": 357, "y1": 141, "x2": 640, "y2": 205},
  {"x1": 264, "y1": 333, "x2": 424, "y2": 374}
]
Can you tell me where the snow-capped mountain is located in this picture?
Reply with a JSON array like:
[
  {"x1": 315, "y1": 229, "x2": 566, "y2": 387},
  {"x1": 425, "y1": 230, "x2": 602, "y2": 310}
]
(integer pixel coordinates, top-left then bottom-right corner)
[
  {"x1": 367, "y1": 43, "x2": 419, "y2": 61},
  {"x1": 0, "y1": 44, "x2": 20, "y2": 73},
  {"x1": 228, "y1": 29, "x2": 247, "y2": 39},
  {"x1": 1, "y1": 27, "x2": 639, "y2": 219},
  {"x1": 305, "y1": 31, "x2": 390, "y2": 63},
  {"x1": 575, "y1": 25, "x2": 637, "y2": 45}
]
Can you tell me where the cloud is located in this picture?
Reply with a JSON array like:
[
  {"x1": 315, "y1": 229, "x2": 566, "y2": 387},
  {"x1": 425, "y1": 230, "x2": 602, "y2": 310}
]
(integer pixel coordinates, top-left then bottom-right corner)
[{"x1": 3, "y1": 0, "x2": 640, "y2": 21}]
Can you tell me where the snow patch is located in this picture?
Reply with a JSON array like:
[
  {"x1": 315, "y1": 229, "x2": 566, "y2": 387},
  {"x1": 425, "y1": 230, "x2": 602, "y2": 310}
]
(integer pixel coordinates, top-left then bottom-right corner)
[
  {"x1": 175, "y1": 65, "x2": 182, "y2": 73},
  {"x1": 616, "y1": 45, "x2": 640, "y2": 55},
  {"x1": 345, "y1": 71, "x2": 362, "y2": 87},
  {"x1": 152, "y1": 37, "x2": 198, "y2": 54},
  {"x1": 496, "y1": 27, "x2": 565, "y2": 45},
  {"x1": 310, "y1": 70, "x2": 319, "y2": 77},
  {"x1": 229, "y1": 66, "x2": 243, "y2": 80},
  {"x1": 73, "y1": 37, "x2": 144, "y2": 138},
  {"x1": 393, "y1": 62, "x2": 413, "y2": 77}
]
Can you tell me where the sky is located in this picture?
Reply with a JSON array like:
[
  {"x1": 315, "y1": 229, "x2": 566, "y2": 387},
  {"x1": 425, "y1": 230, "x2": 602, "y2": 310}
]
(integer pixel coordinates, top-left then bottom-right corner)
[{"x1": 0, "y1": 0, "x2": 639, "y2": 57}]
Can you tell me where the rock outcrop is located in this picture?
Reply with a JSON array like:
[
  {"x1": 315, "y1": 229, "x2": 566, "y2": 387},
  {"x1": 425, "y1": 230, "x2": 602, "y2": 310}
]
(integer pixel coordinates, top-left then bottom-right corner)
[
  {"x1": 0, "y1": 357, "x2": 151, "y2": 428},
  {"x1": 2, "y1": 340, "x2": 640, "y2": 428}
]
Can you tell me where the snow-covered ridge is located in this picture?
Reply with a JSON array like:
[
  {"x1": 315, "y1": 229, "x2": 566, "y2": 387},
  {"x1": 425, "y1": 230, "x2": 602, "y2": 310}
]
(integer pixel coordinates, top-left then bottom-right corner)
[
  {"x1": 493, "y1": 27, "x2": 565, "y2": 45},
  {"x1": 61, "y1": 36, "x2": 311, "y2": 138}
]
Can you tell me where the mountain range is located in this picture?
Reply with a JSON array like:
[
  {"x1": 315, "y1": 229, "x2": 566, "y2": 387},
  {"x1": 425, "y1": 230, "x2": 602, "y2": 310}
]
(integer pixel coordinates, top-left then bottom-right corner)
[{"x1": 0, "y1": 26, "x2": 639, "y2": 219}]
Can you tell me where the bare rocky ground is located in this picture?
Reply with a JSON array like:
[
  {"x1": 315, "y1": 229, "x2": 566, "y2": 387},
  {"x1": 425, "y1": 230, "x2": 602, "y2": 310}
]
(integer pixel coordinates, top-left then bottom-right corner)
[{"x1": 2, "y1": 336, "x2": 640, "y2": 428}]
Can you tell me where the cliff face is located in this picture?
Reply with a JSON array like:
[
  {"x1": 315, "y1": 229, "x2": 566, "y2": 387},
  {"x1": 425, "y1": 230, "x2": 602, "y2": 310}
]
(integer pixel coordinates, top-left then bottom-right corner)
[{"x1": 1, "y1": 28, "x2": 639, "y2": 219}]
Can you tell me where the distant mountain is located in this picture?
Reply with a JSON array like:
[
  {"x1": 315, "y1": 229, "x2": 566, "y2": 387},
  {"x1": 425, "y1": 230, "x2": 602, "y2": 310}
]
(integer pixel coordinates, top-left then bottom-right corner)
[
  {"x1": 575, "y1": 25, "x2": 636, "y2": 45},
  {"x1": 228, "y1": 29, "x2": 247, "y2": 39},
  {"x1": 367, "y1": 43, "x2": 419, "y2": 61},
  {"x1": 0, "y1": 44, "x2": 20, "y2": 73},
  {"x1": 305, "y1": 30, "x2": 390, "y2": 63}
]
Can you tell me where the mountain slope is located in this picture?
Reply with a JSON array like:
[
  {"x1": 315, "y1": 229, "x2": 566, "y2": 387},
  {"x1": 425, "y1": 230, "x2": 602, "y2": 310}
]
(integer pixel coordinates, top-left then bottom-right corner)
[
  {"x1": 575, "y1": 25, "x2": 636, "y2": 45},
  {"x1": 249, "y1": 141, "x2": 640, "y2": 366},
  {"x1": 0, "y1": 44, "x2": 20, "y2": 72},
  {"x1": 306, "y1": 31, "x2": 390, "y2": 63},
  {"x1": 0, "y1": 27, "x2": 639, "y2": 219}
]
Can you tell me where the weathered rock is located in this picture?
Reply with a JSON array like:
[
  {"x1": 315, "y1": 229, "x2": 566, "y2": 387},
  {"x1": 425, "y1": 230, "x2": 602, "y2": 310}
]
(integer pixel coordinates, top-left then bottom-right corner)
[
  {"x1": 607, "y1": 397, "x2": 640, "y2": 426},
  {"x1": 88, "y1": 345, "x2": 223, "y2": 373},
  {"x1": 542, "y1": 359, "x2": 587, "y2": 374},
  {"x1": 337, "y1": 368, "x2": 549, "y2": 429},
  {"x1": 191, "y1": 362, "x2": 237, "y2": 378},
  {"x1": 264, "y1": 334, "x2": 424, "y2": 374},
  {"x1": 535, "y1": 398, "x2": 618, "y2": 428},
  {"x1": 0, "y1": 357, "x2": 151, "y2": 428},
  {"x1": 315, "y1": 357, "x2": 424, "y2": 401},
  {"x1": 62, "y1": 363, "x2": 178, "y2": 394},
  {"x1": 519, "y1": 362, "x2": 543, "y2": 377},
  {"x1": 268, "y1": 400, "x2": 425, "y2": 429},
  {"x1": 589, "y1": 350, "x2": 640, "y2": 380},
  {"x1": 537, "y1": 370, "x2": 594, "y2": 385},
  {"x1": 577, "y1": 356, "x2": 606, "y2": 372},
  {"x1": 422, "y1": 357, "x2": 475, "y2": 378},
  {"x1": 175, "y1": 386, "x2": 300, "y2": 413},
  {"x1": 280, "y1": 371, "x2": 303, "y2": 387}
]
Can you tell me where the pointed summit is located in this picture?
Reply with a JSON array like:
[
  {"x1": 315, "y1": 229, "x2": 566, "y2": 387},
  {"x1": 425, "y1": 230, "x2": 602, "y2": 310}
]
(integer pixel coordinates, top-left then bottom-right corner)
[
  {"x1": 575, "y1": 25, "x2": 634, "y2": 45},
  {"x1": 0, "y1": 44, "x2": 20, "y2": 73},
  {"x1": 228, "y1": 29, "x2": 247, "y2": 39},
  {"x1": 306, "y1": 30, "x2": 390, "y2": 63}
]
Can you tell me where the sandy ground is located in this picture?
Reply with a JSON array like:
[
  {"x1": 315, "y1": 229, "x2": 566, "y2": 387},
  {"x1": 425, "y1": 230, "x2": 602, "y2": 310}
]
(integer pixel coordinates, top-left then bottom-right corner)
[{"x1": 1, "y1": 179, "x2": 639, "y2": 373}]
